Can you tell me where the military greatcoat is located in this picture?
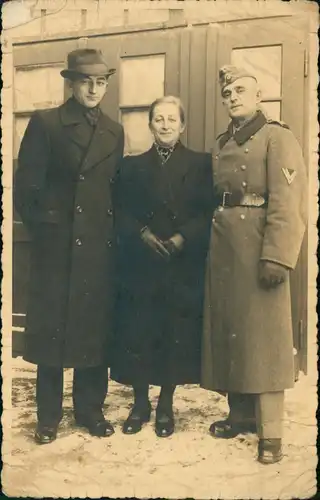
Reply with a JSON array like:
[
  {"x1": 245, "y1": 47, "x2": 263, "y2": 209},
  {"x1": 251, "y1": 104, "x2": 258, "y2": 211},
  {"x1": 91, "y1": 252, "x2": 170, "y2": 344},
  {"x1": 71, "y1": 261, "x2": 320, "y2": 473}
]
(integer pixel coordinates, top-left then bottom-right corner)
[
  {"x1": 14, "y1": 97, "x2": 124, "y2": 368},
  {"x1": 111, "y1": 143, "x2": 213, "y2": 386},
  {"x1": 201, "y1": 111, "x2": 307, "y2": 394}
]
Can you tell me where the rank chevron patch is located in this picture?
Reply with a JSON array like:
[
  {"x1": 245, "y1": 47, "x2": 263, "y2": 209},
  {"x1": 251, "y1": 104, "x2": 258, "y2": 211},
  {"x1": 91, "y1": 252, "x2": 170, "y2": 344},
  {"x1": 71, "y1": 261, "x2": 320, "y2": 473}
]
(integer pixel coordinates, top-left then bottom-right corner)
[{"x1": 282, "y1": 168, "x2": 297, "y2": 185}]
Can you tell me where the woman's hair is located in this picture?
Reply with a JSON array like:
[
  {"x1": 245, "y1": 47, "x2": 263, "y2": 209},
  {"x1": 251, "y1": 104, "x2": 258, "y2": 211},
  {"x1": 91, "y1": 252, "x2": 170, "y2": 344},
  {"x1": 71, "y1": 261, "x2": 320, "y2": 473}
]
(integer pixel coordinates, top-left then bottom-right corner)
[{"x1": 148, "y1": 96, "x2": 186, "y2": 125}]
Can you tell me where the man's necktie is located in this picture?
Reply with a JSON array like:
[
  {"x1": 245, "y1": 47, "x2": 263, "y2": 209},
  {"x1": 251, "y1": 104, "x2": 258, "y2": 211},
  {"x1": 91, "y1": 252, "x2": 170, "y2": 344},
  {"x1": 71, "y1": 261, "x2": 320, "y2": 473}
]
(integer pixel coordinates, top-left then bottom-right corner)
[{"x1": 85, "y1": 107, "x2": 101, "y2": 127}]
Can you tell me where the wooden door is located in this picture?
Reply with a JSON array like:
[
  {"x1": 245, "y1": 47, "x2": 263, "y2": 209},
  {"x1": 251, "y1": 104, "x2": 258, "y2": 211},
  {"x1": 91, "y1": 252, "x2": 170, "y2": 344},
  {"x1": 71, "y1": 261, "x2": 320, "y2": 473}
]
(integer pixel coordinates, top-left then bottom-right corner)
[
  {"x1": 86, "y1": 29, "x2": 181, "y2": 155},
  {"x1": 210, "y1": 17, "x2": 309, "y2": 375}
]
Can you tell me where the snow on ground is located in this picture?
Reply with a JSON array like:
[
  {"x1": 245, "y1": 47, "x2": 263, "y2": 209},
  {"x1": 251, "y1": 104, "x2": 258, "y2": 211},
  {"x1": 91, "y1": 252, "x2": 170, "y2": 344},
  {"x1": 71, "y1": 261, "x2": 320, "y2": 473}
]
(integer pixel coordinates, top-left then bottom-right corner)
[{"x1": 2, "y1": 357, "x2": 317, "y2": 498}]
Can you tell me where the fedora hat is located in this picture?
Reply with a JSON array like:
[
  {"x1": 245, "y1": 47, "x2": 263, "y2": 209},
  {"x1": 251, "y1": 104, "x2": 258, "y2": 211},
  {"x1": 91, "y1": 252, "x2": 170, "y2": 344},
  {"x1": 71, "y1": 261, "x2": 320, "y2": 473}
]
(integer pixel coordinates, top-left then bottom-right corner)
[{"x1": 61, "y1": 48, "x2": 116, "y2": 79}]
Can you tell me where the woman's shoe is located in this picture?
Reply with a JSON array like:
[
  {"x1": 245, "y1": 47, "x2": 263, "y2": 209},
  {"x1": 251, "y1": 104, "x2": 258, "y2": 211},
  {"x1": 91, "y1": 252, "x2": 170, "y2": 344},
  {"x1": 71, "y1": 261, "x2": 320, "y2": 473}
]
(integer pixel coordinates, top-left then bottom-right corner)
[
  {"x1": 155, "y1": 408, "x2": 175, "y2": 438},
  {"x1": 122, "y1": 403, "x2": 151, "y2": 435}
]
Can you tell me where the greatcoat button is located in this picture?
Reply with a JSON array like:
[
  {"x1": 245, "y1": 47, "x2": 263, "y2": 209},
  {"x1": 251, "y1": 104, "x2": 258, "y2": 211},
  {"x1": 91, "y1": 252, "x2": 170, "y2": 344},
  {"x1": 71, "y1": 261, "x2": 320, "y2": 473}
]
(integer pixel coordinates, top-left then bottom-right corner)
[
  {"x1": 76, "y1": 238, "x2": 82, "y2": 246},
  {"x1": 240, "y1": 214, "x2": 245, "y2": 220},
  {"x1": 242, "y1": 181, "x2": 247, "y2": 188},
  {"x1": 245, "y1": 148, "x2": 249, "y2": 153},
  {"x1": 107, "y1": 240, "x2": 112, "y2": 247},
  {"x1": 109, "y1": 177, "x2": 115, "y2": 184},
  {"x1": 76, "y1": 205, "x2": 83, "y2": 213},
  {"x1": 107, "y1": 209, "x2": 113, "y2": 216},
  {"x1": 240, "y1": 165, "x2": 247, "y2": 171},
  {"x1": 218, "y1": 206, "x2": 224, "y2": 212},
  {"x1": 171, "y1": 214, "x2": 177, "y2": 220},
  {"x1": 79, "y1": 174, "x2": 85, "y2": 181}
]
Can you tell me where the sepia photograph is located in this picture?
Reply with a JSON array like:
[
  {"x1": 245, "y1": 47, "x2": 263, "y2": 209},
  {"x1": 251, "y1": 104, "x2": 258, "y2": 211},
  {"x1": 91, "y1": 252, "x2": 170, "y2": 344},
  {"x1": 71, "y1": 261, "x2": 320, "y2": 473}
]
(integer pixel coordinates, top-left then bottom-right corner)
[{"x1": 1, "y1": 0, "x2": 318, "y2": 498}]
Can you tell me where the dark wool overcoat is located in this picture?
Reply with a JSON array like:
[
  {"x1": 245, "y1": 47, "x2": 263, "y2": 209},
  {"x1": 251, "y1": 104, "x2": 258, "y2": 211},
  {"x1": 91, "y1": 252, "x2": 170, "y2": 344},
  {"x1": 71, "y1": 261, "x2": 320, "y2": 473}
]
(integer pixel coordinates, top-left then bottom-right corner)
[
  {"x1": 14, "y1": 97, "x2": 124, "y2": 368},
  {"x1": 111, "y1": 144, "x2": 213, "y2": 386},
  {"x1": 201, "y1": 112, "x2": 308, "y2": 394}
]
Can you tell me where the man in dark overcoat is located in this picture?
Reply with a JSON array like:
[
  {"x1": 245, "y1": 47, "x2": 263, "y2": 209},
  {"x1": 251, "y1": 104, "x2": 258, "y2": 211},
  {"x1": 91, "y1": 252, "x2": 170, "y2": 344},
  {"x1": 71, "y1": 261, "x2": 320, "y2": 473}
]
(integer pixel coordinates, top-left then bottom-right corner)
[
  {"x1": 201, "y1": 66, "x2": 307, "y2": 464},
  {"x1": 14, "y1": 49, "x2": 124, "y2": 443}
]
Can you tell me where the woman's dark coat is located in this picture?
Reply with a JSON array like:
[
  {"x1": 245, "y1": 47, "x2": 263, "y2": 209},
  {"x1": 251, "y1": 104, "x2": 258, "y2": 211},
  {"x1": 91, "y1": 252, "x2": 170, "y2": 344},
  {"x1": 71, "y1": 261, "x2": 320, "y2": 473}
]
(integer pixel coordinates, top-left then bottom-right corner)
[
  {"x1": 111, "y1": 144, "x2": 213, "y2": 386},
  {"x1": 14, "y1": 98, "x2": 124, "y2": 368}
]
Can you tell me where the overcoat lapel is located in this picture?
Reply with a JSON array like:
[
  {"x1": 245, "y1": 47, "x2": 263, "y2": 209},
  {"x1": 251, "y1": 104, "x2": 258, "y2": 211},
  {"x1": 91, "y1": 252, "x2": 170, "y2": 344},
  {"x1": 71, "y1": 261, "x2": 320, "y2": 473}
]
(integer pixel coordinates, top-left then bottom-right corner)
[
  {"x1": 59, "y1": 99, "x2": 118, "y2": 173},
  {"x1": 60, "y1": 99, "x2": 91, "y2": 150},
  {"x1": 80, "y1": 114, "x2": 118, "y2": 173}
]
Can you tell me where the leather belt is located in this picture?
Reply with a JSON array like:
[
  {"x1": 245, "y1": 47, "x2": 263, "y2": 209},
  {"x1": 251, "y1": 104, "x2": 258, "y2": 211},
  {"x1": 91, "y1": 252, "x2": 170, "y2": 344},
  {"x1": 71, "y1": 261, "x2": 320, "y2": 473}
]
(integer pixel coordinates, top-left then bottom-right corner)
[{"x1": 217, "y1": 191, "x2": 268, "y2": 208}]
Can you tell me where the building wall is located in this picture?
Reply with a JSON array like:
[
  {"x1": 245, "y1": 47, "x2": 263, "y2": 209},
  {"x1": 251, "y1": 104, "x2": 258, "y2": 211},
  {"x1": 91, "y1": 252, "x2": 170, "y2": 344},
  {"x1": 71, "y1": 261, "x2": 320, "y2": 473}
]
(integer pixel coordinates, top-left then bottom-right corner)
[{"x1": 2, "y1": 0, "x2": 317, "y2": 38}]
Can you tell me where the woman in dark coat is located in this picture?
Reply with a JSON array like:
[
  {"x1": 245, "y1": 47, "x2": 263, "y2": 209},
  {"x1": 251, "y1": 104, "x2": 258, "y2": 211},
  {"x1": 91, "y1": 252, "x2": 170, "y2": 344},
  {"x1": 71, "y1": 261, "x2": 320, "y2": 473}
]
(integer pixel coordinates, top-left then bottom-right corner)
[{"x1": 111, "y1": 96, "x2": 213, "y2": 437}]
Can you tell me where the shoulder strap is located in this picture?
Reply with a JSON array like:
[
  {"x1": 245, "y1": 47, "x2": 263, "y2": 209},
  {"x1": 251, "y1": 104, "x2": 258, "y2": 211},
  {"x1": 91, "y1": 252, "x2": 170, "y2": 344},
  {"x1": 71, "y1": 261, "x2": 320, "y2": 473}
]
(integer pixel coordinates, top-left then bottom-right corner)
[{"x1": 266, "y1": 118, "x2": 290, "y2": 130}]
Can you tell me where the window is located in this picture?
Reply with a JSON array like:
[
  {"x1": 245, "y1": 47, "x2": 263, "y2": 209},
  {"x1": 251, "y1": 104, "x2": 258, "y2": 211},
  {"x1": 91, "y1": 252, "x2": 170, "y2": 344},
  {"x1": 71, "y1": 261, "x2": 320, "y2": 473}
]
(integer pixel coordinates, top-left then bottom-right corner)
[
  {"x1": 232, "y1": 46, "x2": 282, "y2": 120},
  {"x1": 13, "y1": 115, "x2": 30, "y2": 162},
  {"x1": 120, "y1": 55, "x2": 165, "y2": 155},
  {"x1": 13, "y1": 64, "x2": 64, "y2": 158},
  {"x1": 14, "y1": 64, "x2": 65, "y2": 112}
]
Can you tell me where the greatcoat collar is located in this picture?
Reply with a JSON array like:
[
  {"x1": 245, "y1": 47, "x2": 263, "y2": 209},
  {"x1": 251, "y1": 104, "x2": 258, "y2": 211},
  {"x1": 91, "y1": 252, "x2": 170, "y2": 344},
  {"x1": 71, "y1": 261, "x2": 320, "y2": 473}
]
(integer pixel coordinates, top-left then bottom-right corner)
[{"x1": 218, "y1": 110, "x2": 267, "y2": 149}]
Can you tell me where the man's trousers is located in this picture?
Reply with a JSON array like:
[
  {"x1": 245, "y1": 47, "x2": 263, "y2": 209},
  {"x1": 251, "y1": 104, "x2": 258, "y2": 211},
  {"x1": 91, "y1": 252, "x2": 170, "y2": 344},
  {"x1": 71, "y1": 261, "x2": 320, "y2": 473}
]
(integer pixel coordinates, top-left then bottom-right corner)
[
  {"x1": 36, "y1": 365, "x2": 109, "y2": 426},
  {"x1": 228, "y1": 391, "x2": 285, "y2": 439}
]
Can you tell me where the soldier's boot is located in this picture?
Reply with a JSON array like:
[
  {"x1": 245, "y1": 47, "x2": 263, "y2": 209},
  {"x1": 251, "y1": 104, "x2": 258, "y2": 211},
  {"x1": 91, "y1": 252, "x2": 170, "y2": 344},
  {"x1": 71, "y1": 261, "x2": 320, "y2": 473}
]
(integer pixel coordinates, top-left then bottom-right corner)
[
  {"x1": 209, "y1": 392, "x2": 257, "y2": 438},
  {"x1": 209, "y1": 419, "x2": 256, "y2": 439},
  {"x1": 258, "y1": 438, "x2": 283, "y2": 465}
]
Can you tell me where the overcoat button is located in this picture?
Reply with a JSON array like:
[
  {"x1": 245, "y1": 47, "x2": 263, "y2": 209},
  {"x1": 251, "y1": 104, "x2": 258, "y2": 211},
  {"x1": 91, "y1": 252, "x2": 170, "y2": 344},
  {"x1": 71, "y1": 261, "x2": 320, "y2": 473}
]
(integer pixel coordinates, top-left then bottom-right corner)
[
  {"x1": 107, "y1": 240, "x2": 112, "y2": 247},
  {"x1": 147, "y1": 212, "x2": 154, "y2": 219},
  {"x1": 107, "y1": 209, "x2": 113, "y2": 216},
  {"x1": 215, "y1": 155, "x2": 219, "y2": 160},
  {"x1": 245, "y1": 148, "x2": 249, "y2": 153},
  {"x1": 109, "y1": 178, "x2": 115, "y2": 184},
  {"x1": 76, "y1": 238, "x2": 82, "y2": 246},
  {"x1": 218, "y1": 206, "x2": 224, "y2": 212},
  {"x1": 76, "y1": 205, "x2": 83, "y2": 213},
  {"x1": 240, "y1": 165, "x2": 247, "y2": 171},
  {"x1": 242, "y1": 181, "x2": 247, "y2": 188},
  {"x1": 171, "y1": 214, "x2": 177, "y2": 220},
  {"x1": 79, "y1": 174, "x2": 85, "y2": 181},
  {"x1": 240, "y1": 214, "x2": 245, "y2": 220}
]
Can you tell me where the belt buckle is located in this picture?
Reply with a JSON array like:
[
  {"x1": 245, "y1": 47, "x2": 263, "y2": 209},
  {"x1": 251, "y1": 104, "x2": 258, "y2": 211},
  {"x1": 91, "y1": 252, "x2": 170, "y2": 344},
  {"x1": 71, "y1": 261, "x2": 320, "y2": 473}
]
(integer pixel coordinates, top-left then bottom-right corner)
[
  {"x1": 222, "y1": 191, "x2": 231, "y2": 208},
  {"x1": 241, "y1": 193, "x2": 265, "y2": 207}
]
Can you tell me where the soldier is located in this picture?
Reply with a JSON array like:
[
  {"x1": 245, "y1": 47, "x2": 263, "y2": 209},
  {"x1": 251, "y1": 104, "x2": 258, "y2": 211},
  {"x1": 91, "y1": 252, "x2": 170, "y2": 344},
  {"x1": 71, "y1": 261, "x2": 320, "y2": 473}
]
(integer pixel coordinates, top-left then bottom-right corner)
[
  {"x1": 201, "y1": 65, "x2": 307, "y2": 464},
  {"x1": 14, "y1": 49, "x2": 124, "y2": 444}
]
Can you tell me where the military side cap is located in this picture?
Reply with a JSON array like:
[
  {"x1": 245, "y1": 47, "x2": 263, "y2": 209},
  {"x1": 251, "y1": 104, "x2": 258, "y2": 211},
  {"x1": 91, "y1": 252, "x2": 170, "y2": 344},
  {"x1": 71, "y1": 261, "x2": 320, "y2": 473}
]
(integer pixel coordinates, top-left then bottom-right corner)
[
  {"x1": 61, "y1": 49, "x2": 116, "y2": 79},
  {"x1": 219, "y1": 65, "x2": 257, "y2": 91}
]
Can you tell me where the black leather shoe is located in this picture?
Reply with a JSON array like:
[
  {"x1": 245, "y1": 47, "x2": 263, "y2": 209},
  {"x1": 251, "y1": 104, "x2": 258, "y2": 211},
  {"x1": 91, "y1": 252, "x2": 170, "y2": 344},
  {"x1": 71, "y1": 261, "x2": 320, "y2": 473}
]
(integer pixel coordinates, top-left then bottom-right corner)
[
  {"x1": 155, "y1": 409, "x2": 174, "y2": 438},
  {"x1": 209, "y1": 419, "x2": 257, "y2": 439},
  {"x1": 75, "y1": 416, "x2": 114, "y2": 437},
  {"x1": 34, "y1": 424, "x2": 58, "y2": 445},
  {"x1": 122, "y1": 404, "x2": 151, "y2": 435},
  {"x1": 258, "y1": 438, "x2": 283, "y2": 465}
]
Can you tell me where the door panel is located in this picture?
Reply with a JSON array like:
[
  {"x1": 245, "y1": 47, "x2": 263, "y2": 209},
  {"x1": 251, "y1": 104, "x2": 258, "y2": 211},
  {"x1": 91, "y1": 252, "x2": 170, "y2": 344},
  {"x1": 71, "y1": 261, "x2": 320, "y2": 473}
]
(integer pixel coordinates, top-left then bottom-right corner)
[
  {"x1": 88, "y1": 30, "x2": 180, "y2": 155},
  {"x1": 213, "y1": 17, "x2": 308, "y2": 374}
]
